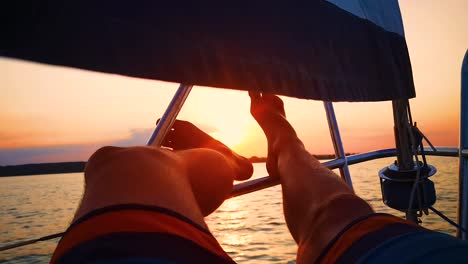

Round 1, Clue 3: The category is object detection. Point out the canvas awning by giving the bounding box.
[2,0,415,101]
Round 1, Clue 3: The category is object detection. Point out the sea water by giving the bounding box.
[0,157,460,263]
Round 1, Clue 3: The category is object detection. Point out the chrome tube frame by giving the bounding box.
[458,50,468,240]
[231,147,459,198]
[231,149,396,197]
[324,102,353,189]
[147,84,193,146]
[146,76,468,238]
[230,148,458,198]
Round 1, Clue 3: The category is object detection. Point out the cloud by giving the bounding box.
[0,130,152,166]
[0,145,96,165]
[0,122,217,165]
[110,128,154,146]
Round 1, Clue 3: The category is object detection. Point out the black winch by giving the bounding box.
[379,161,437,212]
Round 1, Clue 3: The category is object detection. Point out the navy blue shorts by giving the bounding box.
[51,204,235,264]
[317,213,468,264]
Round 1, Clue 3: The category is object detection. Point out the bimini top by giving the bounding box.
[2,0,415,102]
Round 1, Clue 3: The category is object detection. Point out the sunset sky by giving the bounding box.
[1,0,467,165]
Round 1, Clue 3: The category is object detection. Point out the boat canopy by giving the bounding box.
[2,0,415,102]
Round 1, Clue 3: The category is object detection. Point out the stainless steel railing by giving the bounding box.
[151,82,467,240]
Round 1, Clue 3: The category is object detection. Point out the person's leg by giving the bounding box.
[52,121,252,263]
[74,120,253,226]
[250,92,374,263]
[73,146,203,227]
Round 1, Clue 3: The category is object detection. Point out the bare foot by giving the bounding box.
[160,120,253,181]
[249,92,301,177]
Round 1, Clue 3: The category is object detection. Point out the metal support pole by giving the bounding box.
[323,102,353,189]
[147,84,193,146]
[392,99,414,170]
[391,98,419,222]
[458,50,468,240]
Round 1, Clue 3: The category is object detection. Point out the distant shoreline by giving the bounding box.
[0,154,353,177]
[0,162,86,177]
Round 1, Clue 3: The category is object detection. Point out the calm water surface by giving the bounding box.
[0,157,459,263]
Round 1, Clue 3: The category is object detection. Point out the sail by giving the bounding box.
[2,0,415,101]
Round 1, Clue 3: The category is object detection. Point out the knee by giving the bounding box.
[84,146,179,183]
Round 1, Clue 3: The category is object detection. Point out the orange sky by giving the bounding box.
[1,0,467,165]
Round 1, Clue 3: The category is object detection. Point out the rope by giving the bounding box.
[0,232,64,252]
[405,102,434,220]
[406,103,423,219]
[429,207,468,234]
[405,102,465,235]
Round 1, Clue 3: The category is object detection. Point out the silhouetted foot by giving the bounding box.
[157,119,215,150]
[249,92,287,140]
[159,120,253,181]
[249,92,300,177]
